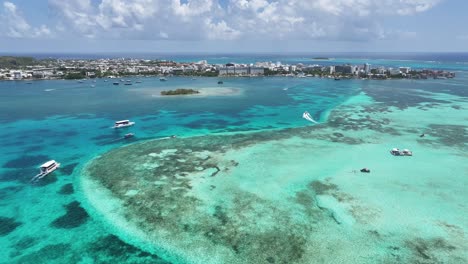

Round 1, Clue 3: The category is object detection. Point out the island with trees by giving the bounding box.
[160,88,200,96]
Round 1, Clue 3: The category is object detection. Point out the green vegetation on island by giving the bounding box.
[160,88,200,96]
[312,57,329,60]
[0,56,37,68]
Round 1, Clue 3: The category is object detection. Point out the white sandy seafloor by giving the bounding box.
[79,91,468,264]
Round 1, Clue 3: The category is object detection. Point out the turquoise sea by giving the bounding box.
[0,55,467,263]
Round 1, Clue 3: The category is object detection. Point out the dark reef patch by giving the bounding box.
[309,180,338,195]
[0,216,22,236]
[61,162,79,176]
[2,154,50,169]
[58,183,74,195]
[141,116,160,121]
[88,235,170,263]
[51,201,89,229]
[276,122,291,125]
[11,236,40,255]
[24,145,45,152]
[185,119,231,130]
[0,185,23,197]
[0,167,37,183]
[61,130,78,137]
[91,134,120,141]
[362,85,448,109]
[15,243,73,264]
[405,237,460,263]
[425,124,468,149]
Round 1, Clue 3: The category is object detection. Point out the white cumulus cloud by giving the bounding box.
[1,1,52,38]
[42,0,442,42]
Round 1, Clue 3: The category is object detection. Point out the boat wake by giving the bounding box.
[302,111,319,124]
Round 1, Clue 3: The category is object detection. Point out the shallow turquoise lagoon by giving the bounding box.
[0,72,467,263]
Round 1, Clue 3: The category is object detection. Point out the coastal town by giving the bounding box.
[0,56,455,81]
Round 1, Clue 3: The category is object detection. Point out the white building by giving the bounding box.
[364,63,371,74]
[11,71,22,80]
[248,67,264,75]
[399,67,411,74]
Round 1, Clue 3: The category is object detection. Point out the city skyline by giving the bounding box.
[1,0,468,53]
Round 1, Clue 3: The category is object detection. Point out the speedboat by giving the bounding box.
[124,133,134,139]
[32,160,60,181]
[390,148,401,156]
[218,81,223,84]
[401,149,413,156]
[113,82,119,85]
[113,120,135,129]
[360,168,370,173]
[160,77,167,81]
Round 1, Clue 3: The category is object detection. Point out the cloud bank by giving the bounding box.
[2,0,442,41]
[0,1,52,38]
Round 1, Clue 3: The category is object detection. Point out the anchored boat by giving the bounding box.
[390,148,413,156]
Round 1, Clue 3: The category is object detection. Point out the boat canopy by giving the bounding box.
[115,120,130,124]
[392,148,399,151]
[41,160,57,168]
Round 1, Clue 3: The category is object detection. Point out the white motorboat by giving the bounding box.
[32,160,60,181]
[390,148,412,156]
[401,149,413,156]
[390,148,401,156]
[113,120,135,129]
[302,111,319,124]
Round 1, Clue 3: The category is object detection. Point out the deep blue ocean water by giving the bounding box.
[0,53,467,263]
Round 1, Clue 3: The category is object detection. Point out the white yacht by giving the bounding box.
[32,160,60,181]
[113,120,135,129]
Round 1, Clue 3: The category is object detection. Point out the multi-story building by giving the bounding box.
[399,67,411,74]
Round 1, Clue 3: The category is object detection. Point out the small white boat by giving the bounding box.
[390,148,412,156]
[32,160,60,181]
[124,133,134,139]
[302,111,319,124]
[160,77,167,81]
[390,148,401,156]
[401,149,413,156]
[112,120,135,129]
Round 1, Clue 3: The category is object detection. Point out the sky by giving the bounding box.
[0,0,467,53]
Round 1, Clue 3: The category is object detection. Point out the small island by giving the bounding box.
[312,57,330,60]
[160,88,200,96]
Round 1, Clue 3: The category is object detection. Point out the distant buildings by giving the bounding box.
[0,56,455,81]
[218,64,265,76]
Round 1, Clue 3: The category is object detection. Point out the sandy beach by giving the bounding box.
[130,87,243,98]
